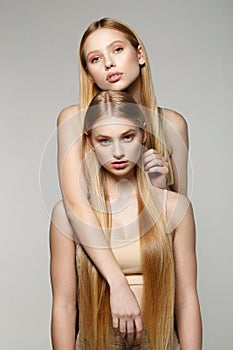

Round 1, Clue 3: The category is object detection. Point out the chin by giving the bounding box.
[106,81,130,91]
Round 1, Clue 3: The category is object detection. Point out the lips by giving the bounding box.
[106,72,123,83]
[112,161,128,169]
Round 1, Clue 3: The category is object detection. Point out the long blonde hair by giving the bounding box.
[78,91,175,349]
[78,17,173,185]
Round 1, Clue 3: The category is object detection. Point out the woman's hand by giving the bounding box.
[110,279,143,343]
[143,149,169,189]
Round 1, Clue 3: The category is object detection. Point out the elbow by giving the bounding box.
[63,200,80,223]
[52,299,77,315]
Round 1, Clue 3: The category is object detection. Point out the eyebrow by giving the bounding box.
[121,128,136,136]
[86,40,126,58]
[94,128,137,139]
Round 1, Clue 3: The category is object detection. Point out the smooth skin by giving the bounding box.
[51,27,190,347]
[51,117,201,349]
[50,181,202,349]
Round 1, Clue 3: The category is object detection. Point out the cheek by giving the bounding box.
[122,50,140,66]
[87,69,99,82]
[87,65,103,82]
[94,147,111,164]
[128,143,142,162]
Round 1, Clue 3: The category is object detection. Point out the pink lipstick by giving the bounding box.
[106,72,122,83]
[112,161,128,169]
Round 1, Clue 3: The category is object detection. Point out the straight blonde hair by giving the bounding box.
[78,91,175,349]
[78,17,173,185]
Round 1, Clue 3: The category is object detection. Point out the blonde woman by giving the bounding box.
[51,18,190,346]
[50,91,201,349]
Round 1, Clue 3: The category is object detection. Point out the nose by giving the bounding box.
[104,54,115,70]
[113,140,125,159]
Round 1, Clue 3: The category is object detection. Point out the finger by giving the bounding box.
[143,148,159,157]
[119,317,127,334]
[145,160,169,172]
[126,318,134,335]
[143,148,167,160]
[144,152,167,162]
[134,317,143,343]
[144,155,168,169]
[126,319,135,345]
[112,315,119,329]
[143,152,161,162]
[144,159,164,170]
[148,166,169,175]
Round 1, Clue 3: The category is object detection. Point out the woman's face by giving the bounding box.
[88,115,145,179]
[83,28,145,92]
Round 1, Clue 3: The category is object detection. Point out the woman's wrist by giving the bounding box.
[107,270,128,290]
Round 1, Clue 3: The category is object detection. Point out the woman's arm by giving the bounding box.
[143,109,189,195]
[50,202,77,350]
[57,106,143,335]
[164,109,189,196]
[171,195,202,349]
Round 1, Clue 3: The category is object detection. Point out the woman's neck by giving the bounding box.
[106,172,137,203]
[125,76,142,104]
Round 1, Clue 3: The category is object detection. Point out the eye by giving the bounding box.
[100,139,112,145]
[114,47,123,54]
[122,134,135,142]
[90,56,101,64]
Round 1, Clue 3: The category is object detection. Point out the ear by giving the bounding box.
[138,45,145,66]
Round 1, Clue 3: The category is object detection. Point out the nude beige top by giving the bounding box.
[110,189,168,287]
[111,238,143,286]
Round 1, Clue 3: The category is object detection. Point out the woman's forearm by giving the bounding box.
[66,201,127,286]
[57,108,126,286]
[175,290,202,350]
[65,201,143,336]
[51,303,77,350]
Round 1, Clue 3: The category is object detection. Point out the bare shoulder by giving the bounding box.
[161,108,188,131]
[160,108,189,148]
[167,190,190,212]
[57,104,80,126]
[166,190,191,232]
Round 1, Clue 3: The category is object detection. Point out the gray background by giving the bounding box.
[1,0,232,349]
